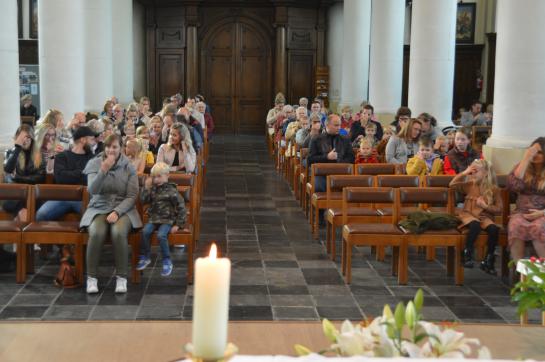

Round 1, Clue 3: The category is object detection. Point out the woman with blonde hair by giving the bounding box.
[34,122,61,174]
[124,138,146,175]
[40,109,70,149]
[508,137,545,260]
[101,100,114,118]
[156,123,196,173]
[385,118,422,164]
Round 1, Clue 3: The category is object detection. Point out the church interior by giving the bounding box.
[1,0,545,361]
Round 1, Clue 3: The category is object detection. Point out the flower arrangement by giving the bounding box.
[511,257,545,316]
[294,289,490,359]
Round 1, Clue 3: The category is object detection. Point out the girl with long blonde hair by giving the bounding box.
[156,123,196,173]
[450,159,502,274]
[34,123,60,174]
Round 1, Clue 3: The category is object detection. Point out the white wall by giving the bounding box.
[133,0,147,101]
[326,2,343,113]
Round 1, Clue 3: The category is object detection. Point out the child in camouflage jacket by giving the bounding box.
[136,162,187,276]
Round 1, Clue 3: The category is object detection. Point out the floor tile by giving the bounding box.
[273,307,319,320]
[0,306,48,320]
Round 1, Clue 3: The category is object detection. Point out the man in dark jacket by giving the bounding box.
[35,126,95,221]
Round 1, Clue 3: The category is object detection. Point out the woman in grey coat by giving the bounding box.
[81,134,142,294]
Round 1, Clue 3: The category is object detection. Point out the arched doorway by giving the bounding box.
[200,19,272,134]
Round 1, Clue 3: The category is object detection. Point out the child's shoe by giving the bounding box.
[463,249,474,268]
[136,255,151,271]
[161,258,173,277]
[480,254,497,275]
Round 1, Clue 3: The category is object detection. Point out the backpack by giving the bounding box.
[398,211,460,234]
[54,246,80,288]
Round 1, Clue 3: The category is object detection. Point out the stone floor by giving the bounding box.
[0,135,540,323]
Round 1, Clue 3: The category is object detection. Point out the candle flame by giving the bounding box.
[209,243,217,259]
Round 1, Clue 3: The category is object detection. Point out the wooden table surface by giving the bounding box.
[1,321,544,362]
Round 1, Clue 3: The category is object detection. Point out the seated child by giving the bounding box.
[376,125,396,162]
[433,135,449,160]
[406,137,443,176]
[450,159,501,274]
[355,138,379,164]
[124,138,145,175]
[136,162,187,276]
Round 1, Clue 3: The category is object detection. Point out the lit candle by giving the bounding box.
[192,244,231,359]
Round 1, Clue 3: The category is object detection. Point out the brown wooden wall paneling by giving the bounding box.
[287,50,316,104]
[156,50,185,106]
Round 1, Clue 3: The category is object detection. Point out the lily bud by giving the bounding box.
[382,304,394,320]
[294,344,312,356]
[405,301,416,329]
[322,319,338,343]
[413,288,424,312]
[394,302,405,330]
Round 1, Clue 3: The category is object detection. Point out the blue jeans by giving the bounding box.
[141,223,172,260]
[36,200,82,221]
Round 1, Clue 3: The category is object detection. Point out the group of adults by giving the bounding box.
[2,93,214,291]
[266,94,545,262]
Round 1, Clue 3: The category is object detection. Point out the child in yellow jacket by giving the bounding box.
[406,137,443,176]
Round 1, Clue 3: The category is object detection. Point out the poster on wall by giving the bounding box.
[19,65,40,116]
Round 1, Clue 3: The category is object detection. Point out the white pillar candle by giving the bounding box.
[192,244,231,359]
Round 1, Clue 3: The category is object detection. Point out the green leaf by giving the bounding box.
[413,289,424,312]
[394,302,405,330]
[414,333,428,344]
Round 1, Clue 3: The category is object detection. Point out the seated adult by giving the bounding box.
[274,105,295,144]
[35,127,95,222]
[443,127,480,175]
[296,113,322,149]
[177,108,203,152]
[196,101,214,140]
[81,134,142,294]
[359,104,383,140]
[391,106,412,133]
[148,116,164,155]
[417,112,442,140]
[266,93,285,135]
[310,101,327,126]
[20,94,39,119]
[157,123,196,173]
[308,114,355,192]
[460,100,487,127]
[507,137,545,261]
[385,118,422,164]
[3,124,45,221]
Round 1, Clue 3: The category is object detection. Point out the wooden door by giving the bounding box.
[201,21,271,134]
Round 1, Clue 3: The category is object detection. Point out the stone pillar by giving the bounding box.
[408,0,456,128]
[340,0,371,110]
[112,0,134,104]
[0,0,20,149]
[326,2,344,113]
[483,0,545,174]
[369,0,405,117]
[39,0,85,119]
[84,0,113,113]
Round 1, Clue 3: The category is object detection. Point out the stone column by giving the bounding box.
[408,0,457,128]
[340,0,371,110]
[84,0,113,113]
[39,0,85,119]
[112,0,134,104]
[0,0,20,149]
[326,2,344,113]
[483,0,545,174]
[369,0,405,117]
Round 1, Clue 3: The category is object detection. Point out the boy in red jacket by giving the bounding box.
[355,138,379,164]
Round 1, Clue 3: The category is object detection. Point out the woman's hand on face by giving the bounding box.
[523,209,544,221]
[100,154,116,173]
[14,131,28,146]
[106,211,119,224]
[524,143,542,161]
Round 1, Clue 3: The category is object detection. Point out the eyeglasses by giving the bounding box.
[399,116,410,121]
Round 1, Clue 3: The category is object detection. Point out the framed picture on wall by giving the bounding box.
[456,3,476,44]
[18,0,23,38]
[29,0,38,39]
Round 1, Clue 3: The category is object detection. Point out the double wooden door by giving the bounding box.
[201,21,271,134]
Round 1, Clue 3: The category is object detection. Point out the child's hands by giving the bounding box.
[476,196,488,209]
[462,164,477,176]
[523,209,544,221]
[144,176,153,189]
[416,151,424,160]
[170,225,179,233]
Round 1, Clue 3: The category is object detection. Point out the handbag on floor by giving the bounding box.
[54,246,80,288]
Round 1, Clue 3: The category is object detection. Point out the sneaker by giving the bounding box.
[86,277,99,294]
[115,276,127,293]
[161,259,173,277]
[136,255,151,271]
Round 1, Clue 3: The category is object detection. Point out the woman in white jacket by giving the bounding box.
[156,123,196,173]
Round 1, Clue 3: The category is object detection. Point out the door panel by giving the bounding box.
[202,21,271,134]
[157,51,185,105]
